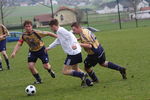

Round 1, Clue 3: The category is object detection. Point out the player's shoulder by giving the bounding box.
[82,28,90,34]
[33,29,41,33]
[57,27,69,34]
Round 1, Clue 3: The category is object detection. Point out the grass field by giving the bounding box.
[0,26,150,100]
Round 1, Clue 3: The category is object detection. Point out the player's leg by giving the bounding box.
[43,63,55,78]
[72,64,84,72]
[28,62,42,84]
[62,64,85,78]
[0,39,10,69]
[99,53,127,79]
[63,53,86,79]
[39,47,55,78]
[1,51,10,69]
[71,64,94,86]
[28,52,42,84]
[84,55,99,83]
[0,56,3,71]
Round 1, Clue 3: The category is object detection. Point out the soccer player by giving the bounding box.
[46,19,93,87]
[0,24,11,71]
[71,22,127,83]
[11,20,57,84]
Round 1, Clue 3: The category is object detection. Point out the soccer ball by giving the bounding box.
[25,85,36,96]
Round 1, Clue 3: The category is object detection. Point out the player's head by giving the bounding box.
[49,19,59,32]
[23,20,33,33]
[71,22,82,34]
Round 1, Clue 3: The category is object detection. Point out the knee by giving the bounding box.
[28,64,35,70]
[100,61,108,67]
[84,67,91,73]
[43,63,50,69]
[28,65,34,70]
[62,70,68,75]
[2,53,6,57]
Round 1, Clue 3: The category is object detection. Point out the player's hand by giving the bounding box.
[10,52,16,58]
[45,48,50,52]
[72,45,77,50]
[0,35,6,39]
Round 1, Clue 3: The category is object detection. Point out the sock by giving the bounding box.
[47,69,52,73]
[108,62,123,71]
[72,71,84,79]
[87,70,98,82]
[0,59,2,69]
[33,73,42,82]
[4,56,10,68]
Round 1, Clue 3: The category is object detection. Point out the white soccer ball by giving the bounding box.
[25,85,36,96]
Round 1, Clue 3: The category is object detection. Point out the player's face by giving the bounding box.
[50,25,57,32]
[24,24,33,33]
[72,26,80,34]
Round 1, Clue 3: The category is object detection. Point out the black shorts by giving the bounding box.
[84,52,106,68]
[28,47,49,64]
[0,39,6,52]
[64,53,82,66]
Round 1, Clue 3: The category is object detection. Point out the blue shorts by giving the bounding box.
[84,46,106,68]
[0,39,7,52]
[28,47,49,64]
[64,53,82,66]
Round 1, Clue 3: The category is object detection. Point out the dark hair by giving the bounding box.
[49,19,59,26]
[23,20,32,27]
[71,22,80,28]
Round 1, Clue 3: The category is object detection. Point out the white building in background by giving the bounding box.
[44,0,58,5]
[137,0,149,10]
[20,2,28,6]
[129,10,150,20]
[96,4,124,14]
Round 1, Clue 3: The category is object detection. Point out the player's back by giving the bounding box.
[57,27,81,55]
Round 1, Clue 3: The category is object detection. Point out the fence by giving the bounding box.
[82,10,150,31]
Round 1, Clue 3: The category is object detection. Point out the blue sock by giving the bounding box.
[88,70,99,82]
[72,71,84,78]
[108,62,123,71]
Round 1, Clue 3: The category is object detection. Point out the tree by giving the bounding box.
[0,0,16,25]
[75,8,85,23]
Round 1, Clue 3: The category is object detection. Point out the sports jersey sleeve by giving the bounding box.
[18,35,24,45]
[81,31,93,44]
[48,38,60,49]
[35,30,49,38]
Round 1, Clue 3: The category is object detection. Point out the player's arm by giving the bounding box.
[11,40,23,58]
[80,43,92,49]
[46,38,60,51]
[37,30,57,38]
[47,32,57,38]
[0,35,6,39]
[2,24,10,36]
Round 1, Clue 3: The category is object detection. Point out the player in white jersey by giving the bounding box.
[46,19,93,87]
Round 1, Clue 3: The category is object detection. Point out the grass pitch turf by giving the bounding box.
[0,27,150,100]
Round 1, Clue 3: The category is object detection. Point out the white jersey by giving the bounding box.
[48,27,81,55]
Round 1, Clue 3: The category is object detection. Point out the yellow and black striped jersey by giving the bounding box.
[80,28,100,55]
[0,24,10,41]
[19,30,49,52]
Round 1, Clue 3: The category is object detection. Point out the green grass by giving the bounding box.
[0,26,150,100]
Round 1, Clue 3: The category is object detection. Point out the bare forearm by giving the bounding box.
[80,43,92,49]
[12,43,21,54]
[48,32,57,38]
